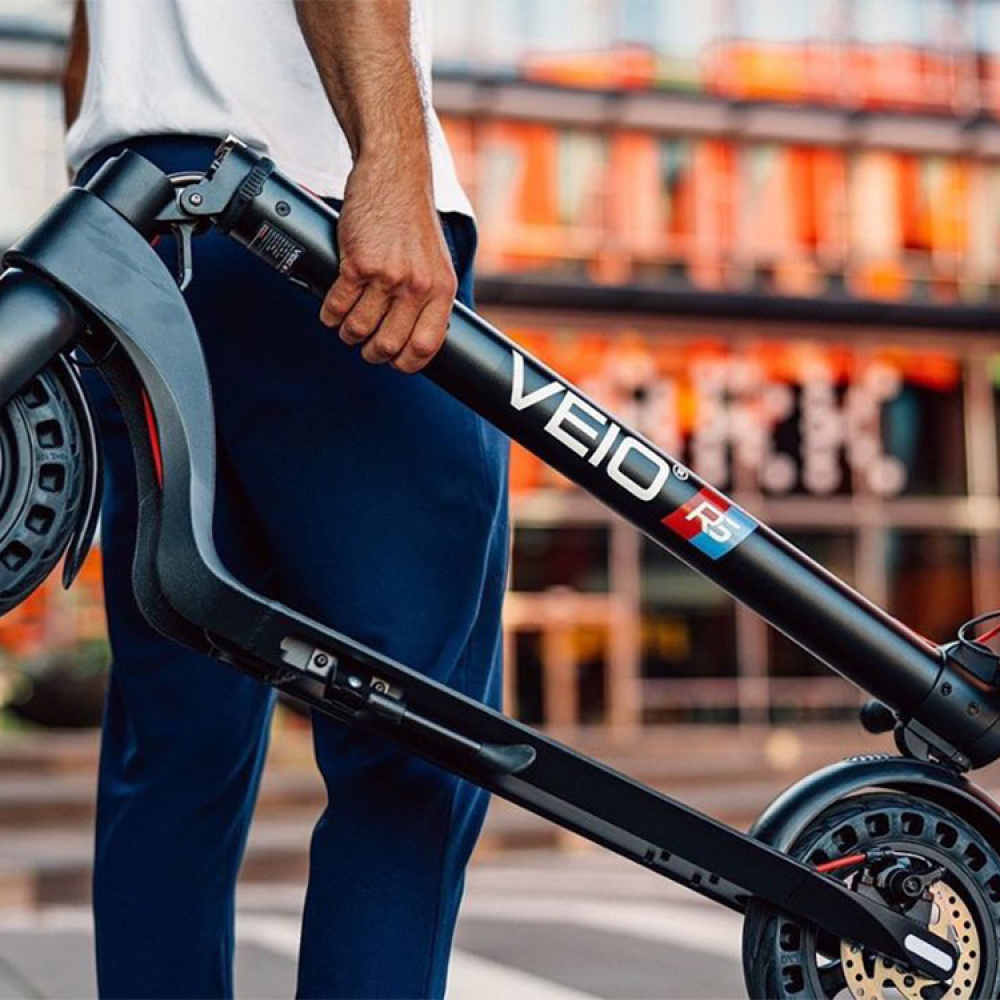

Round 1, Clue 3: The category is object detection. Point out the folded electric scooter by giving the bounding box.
[0,136,997,999]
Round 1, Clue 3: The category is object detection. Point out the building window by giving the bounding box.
[887,531,974,642]
[511,526,609,593]
[640,535,738,721]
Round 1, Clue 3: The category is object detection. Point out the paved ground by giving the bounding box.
[0,850,745,999]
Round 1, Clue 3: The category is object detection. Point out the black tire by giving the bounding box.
[742,792,1000,999]
[0,366,85,615]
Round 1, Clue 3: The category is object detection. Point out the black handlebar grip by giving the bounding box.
[213,147,340,299]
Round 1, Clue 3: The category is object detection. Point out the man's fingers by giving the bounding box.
[338,284,392,345]
[320,269,363,328]
[360,298,422,365]
[391,296,452,374]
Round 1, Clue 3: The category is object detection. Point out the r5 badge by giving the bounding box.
[663,487,757,560]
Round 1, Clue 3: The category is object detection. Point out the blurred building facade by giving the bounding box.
[3,0,1000,727]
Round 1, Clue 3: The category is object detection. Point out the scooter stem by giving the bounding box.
[194,139,999,773]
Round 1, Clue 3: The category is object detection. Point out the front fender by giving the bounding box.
[753,755,1000,850]
[4,182,230,631]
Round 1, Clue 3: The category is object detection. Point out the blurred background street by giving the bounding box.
[0,722,983,999]
[0,849,749,1000]
[1,0,1000,996]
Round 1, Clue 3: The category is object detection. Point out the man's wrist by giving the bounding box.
[352,145,435,202]
[352,118,432,173]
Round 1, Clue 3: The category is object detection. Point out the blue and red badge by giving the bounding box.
[662,486,757,560]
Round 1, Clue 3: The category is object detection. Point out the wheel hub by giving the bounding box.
[840,880,981,999]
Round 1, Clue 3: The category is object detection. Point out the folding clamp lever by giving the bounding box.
[155,139,275,291]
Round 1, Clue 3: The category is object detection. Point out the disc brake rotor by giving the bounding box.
[840,881,981,999]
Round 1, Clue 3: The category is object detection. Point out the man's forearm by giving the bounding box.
[293,0,431,180]
[293,0,457,374]
[62,0,88,130]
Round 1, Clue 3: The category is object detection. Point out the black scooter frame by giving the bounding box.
[3,137,999,982]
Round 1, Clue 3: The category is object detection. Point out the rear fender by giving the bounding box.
[752,755,1000,851]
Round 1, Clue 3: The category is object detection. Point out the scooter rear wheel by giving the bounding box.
[741,792,1000,999]
[0,366,85,615]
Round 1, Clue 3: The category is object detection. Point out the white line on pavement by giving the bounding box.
[447,951,599,1000]
[236,914,300,957]
[459,895,743,960]
[236,914,599,1000]
[0,907,93,932]
[0,892,743,965]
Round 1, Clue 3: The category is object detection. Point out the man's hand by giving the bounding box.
[321,156,457,373]
[294,0,457,374]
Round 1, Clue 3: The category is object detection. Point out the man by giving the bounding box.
[62,1,509,997]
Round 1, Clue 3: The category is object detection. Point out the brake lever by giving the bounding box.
[171,222,196,292]
[150,173,210,292]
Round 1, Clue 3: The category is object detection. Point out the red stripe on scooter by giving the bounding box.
[816,853,867,874]
[142,391,164,488]
[976,621,1000,645]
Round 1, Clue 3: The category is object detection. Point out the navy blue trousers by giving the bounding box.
[77,137,509,999]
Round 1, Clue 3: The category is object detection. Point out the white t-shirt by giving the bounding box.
[65,0,473,217]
